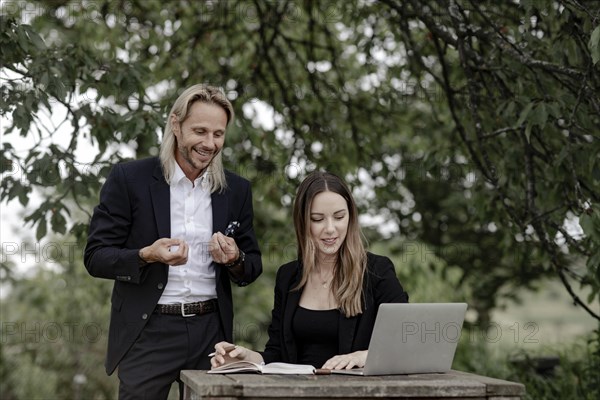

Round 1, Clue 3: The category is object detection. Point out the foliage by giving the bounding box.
[454,327,600,400]
[2,0,598,324]
[0,234,116,399]
[1,0,600,397]
[1,0,600,319]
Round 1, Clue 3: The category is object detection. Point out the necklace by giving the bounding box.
[317,268,334,289]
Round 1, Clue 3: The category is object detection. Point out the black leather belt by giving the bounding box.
[154,299,218,317]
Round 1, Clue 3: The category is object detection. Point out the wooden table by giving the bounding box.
[181,370,525,399]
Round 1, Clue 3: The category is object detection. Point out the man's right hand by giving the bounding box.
[210,341,264,368]
[139,238,189,266]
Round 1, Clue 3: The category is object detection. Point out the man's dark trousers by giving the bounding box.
[117,311,223,400]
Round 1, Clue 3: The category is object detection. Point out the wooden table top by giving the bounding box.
[181,369,525,399]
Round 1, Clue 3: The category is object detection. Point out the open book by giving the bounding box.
[208,361,316,375]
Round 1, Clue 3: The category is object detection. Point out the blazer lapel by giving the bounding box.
[211,190,228,235]
[211,188,229,282]
[150,164,170,239]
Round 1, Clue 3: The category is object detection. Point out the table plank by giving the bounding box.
[450,371,525,396]
[181,371,243,397]
[180,370,524,399]
[239,374,485,398]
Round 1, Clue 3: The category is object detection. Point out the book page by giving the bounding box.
[208,361,316,375]
[261,362,316,375]
[208,361,263,374]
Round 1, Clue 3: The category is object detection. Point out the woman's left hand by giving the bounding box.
[322,350,368,370]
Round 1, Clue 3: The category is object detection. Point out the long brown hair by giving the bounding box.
[292,171,367,317]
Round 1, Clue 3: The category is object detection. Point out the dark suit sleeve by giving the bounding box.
[226,178,262,286]
[260,266,288,364]
[370,255,409,305]
[84,164,144,284]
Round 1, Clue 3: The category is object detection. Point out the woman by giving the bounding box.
[211,171,408,370]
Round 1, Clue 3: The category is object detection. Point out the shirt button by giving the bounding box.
[157,283,164,290]
[142,313,148,320]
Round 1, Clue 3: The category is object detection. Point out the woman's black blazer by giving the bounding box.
[262,252,409,364]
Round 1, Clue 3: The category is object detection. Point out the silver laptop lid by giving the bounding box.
[363,303,468,375]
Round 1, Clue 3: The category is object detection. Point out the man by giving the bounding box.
[84,84,262,399]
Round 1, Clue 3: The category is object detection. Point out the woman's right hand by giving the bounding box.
[210,341,264,368]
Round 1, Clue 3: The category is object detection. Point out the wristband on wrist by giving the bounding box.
[225,249,245,268]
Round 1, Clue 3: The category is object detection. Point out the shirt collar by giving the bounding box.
[171,161,207,187]
[171,161,186,185]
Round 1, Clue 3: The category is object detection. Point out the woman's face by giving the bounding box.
[309,191,349,261]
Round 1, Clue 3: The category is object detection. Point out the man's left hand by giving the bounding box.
[210,232,239,265]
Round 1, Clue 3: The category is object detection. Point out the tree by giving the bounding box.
[1,0,598,334]
[371,0,600,320]
[0,229,116,399]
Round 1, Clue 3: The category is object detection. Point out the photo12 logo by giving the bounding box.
[1,241,82,264]
[1,321,104,344]
[401,321,462,343]
[399,321,540,344]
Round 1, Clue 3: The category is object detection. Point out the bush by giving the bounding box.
[454,328,600,400]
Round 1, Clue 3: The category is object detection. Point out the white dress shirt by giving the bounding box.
[157,162,217,304]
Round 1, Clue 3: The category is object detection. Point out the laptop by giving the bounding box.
[332,303,468,376]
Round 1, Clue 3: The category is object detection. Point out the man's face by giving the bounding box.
[172,101,227,180]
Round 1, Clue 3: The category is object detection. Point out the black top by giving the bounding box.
[292,306,340,367]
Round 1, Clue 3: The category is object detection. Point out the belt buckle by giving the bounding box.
[181,303,196,317]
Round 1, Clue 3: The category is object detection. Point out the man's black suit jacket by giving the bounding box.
[84,157,262,375]
[261,253,408,364]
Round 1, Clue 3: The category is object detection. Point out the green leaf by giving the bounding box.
[12,106,32,135]
[519,0,534,12]
[51,79,67,101]
[135,117,146,134]
[580,210,600,239]
[502,101,516,120]
[40,71,49,88]
[36,218,47,241]
[592,162,600,183]
[546,102,561,118]
[18,188,28,206]
[16,26,29,51]
[554,146,569,167]
[530,103,548,129]
[23,25,46,49]
[524,122,532,142]
[587,286,598,304]
[586,251,600,289]
[515,101,534,128]
[50,210,67,235]
[588,26,600,65]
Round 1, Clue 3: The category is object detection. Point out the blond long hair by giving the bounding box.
[159,84,234,193]
[293,171,367,317]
